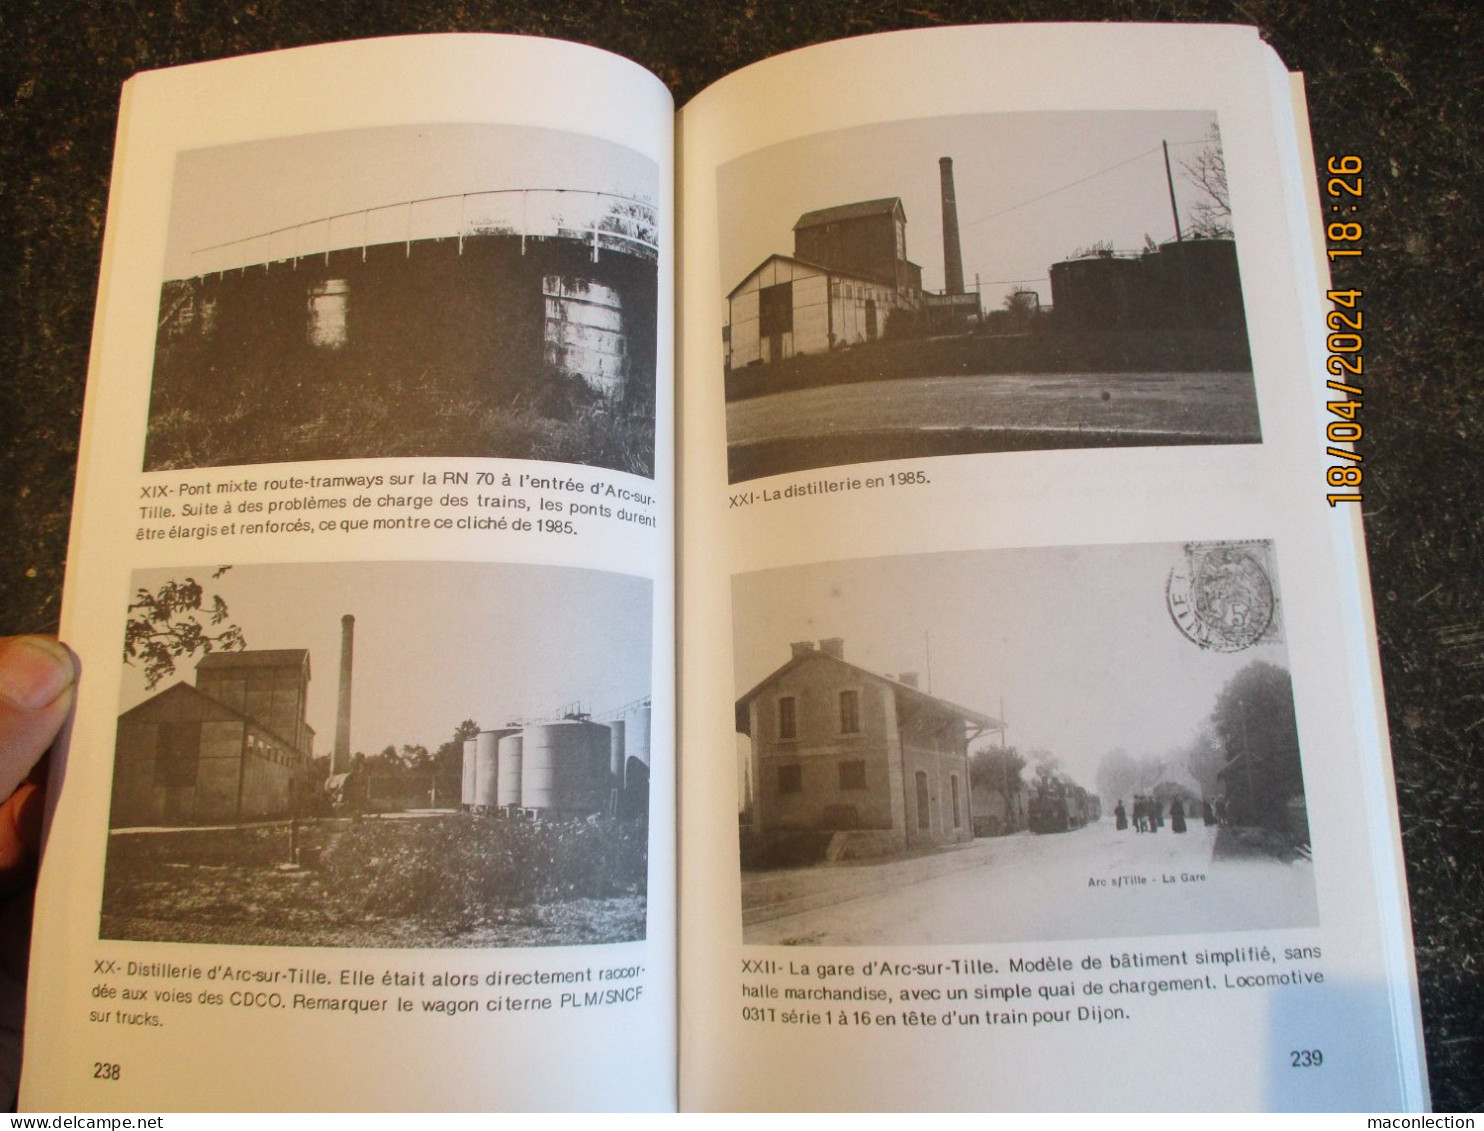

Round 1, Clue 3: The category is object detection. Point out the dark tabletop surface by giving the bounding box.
[1,0,1480,1111]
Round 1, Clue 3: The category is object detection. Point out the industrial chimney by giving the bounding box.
[333,614,354,775]
[939,156,965,296]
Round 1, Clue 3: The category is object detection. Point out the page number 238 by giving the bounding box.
[1290,1049,1324,1068]
[93,1061,121,1081]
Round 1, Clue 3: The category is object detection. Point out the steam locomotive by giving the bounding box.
[1027,783,1101,833]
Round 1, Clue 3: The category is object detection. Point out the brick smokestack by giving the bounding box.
[939,156,965,296]
[333,614,354,774]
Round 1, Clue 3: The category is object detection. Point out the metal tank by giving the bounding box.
[624,704,652,789]
[496,733,524,809]
[461,737,478,808]
[608,719,626,781]
[520,720,612,815]
[472,728,518,810]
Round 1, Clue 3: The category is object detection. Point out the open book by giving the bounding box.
[21,25,1428,1111]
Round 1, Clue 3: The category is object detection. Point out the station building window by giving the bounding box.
[777,696,797,740]
[778,764,803,795]
[839,689,860,734]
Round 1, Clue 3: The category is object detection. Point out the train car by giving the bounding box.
[1028,783,1101,833]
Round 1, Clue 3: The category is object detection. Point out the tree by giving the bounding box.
[124,567,245,689]
[601,197,658,249]
[434,719,481,795]
[399,744,433,774]
[970,745,1025,796]
[368,745,401,775]
[1209,660,1302,830]
[1000,288,1039,331]
[969,744,1027,834]
[1182,122,1232,239]
[1184,724,1226,799]
[1095,747,1139,806]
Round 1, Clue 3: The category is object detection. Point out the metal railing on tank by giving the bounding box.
[187,188,658,278]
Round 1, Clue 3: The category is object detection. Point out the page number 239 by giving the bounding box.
[1290,1049,1324,1068]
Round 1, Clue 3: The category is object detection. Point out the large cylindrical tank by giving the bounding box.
[461,737,478,808]
[470,728,518,809]
[608,720,626,781]
[496,733,524,808]
[624,705,652,790]
[521,720,611,814]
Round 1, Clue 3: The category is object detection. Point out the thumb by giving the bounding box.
[0,637,75,805]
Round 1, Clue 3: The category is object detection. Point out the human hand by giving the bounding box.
[0,637,76,883]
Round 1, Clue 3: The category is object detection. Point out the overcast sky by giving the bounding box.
[121,562,652,756]
[717,109,1222,311]
[732,541,1289,788]
[163,123,657,280]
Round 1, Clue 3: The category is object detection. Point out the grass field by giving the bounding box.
[726,370,1261,482]
[99,814,647,949]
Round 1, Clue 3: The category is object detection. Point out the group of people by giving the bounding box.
[1113,795,1189,834]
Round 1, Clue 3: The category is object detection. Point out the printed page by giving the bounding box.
[677,24,1426,1111]
[23,35,676,1111]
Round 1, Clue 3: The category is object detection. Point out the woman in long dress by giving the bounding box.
[1170,796,1187,834]
[1115,800,1128,830]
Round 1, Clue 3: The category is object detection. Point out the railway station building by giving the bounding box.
[736,638,999,858]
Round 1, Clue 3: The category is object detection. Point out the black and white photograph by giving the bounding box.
[147,124,659,475]
[719,112,1258,483]
[733,540,1314,946]
[101,561,653,948]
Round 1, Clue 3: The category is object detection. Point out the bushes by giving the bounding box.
[319,816,647,927]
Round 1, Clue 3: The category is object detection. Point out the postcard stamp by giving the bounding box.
[1166,540,1281,652]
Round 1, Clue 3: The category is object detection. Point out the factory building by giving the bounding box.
[459,701,651,820]
[793,198,924,299]
[111,650,315,827]
[725,197,925,370]
[725,255,908,368]
[735,639,999,858]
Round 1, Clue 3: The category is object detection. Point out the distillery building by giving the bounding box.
[735,638,1000,858]
[725,197,926,369]
[110,649,315,827]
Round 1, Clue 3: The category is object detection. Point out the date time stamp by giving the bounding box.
[1323,155,1364,505]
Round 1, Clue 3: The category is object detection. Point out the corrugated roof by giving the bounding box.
[735,649,1001,735]
[196,648,309,670]
[120,679,310,755]
[725,253,892,300]
[794,197,904,230]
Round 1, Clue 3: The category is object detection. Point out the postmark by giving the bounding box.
[1166,540,1280,652]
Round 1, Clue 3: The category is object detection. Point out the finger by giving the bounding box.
[0,637,76,803]
[0,781,46,884]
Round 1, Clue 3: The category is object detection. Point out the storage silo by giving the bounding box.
[624,704,652,788]
[496,732,524,809]
[521,719,612,815]
[461,737,478,809]
[608,719,626,781]
[472,728,519,811]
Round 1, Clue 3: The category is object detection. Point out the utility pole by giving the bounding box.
[1163,140,1184,243]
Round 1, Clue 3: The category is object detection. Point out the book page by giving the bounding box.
[23,35,676,1111]
[677,24,1426,1110]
